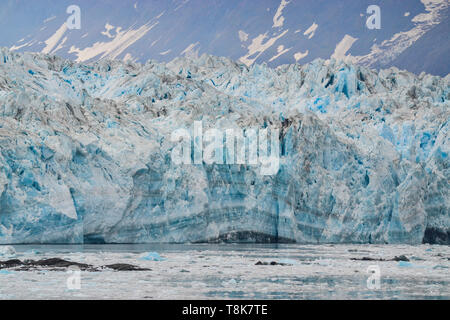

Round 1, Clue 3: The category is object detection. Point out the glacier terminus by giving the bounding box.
[0,48,448,245]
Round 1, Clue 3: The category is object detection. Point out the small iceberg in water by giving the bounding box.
[0,246,16,257]
[139,252,166,261]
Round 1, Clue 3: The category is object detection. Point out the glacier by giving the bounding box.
[0,48,448,244]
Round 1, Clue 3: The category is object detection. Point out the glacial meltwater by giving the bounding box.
[0,244,448,299]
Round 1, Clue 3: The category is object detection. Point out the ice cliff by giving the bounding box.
[0,48,448,244]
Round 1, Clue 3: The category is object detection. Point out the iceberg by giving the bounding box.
[139,252,166,261]
[0,48,448,244]
[0,245,16,257]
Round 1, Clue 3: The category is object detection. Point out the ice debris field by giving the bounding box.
[0,48,448,244]
[0,244,449,299]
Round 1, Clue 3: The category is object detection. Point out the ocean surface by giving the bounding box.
[0,244,449,299]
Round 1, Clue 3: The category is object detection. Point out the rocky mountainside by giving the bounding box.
[1,0,449,75]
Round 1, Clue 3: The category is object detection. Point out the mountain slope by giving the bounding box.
[1,0,449,76]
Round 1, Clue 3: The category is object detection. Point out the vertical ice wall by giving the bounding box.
[0,49,448,244]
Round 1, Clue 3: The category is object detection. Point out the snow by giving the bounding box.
[269,45,291,62]
[101,23,116,39]
[0,48,448,244]
[331,35,358,62]
[155,11,165,19]
[68,22,158,62]
[43,16,56,24]
[0,246,16,257]
[52,36,68,54]
[151,38,160,47]
[303,23,318,39]
[3,1,447,74]
[272,0,290,28]
[10,41,33,51]
[294,50,308,62]
[181,42,200,58]
[159,50,171,56]
[240,30,289,66]
[352,0,449,67]
[238,30,249,42]
[41,23,68,54]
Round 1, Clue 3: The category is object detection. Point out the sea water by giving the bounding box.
[0,244,448,299]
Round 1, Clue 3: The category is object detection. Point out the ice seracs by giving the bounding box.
[0,48,448,244]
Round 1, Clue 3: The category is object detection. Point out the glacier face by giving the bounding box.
[0,48,448,244]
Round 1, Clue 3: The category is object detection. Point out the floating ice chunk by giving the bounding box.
[0,270,14,275]
[397,261,413,267]
[139,252,166,261]
[25,249,41,255]
[222,278,237,286]
[277,258,298,265]
[0,246,16,257]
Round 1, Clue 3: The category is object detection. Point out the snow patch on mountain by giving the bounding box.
[331,35,358,62]
[101,23,117,39]
[352,0,449,67]
[43,16,56,24]
[10,41,34,51]
[2,1,448,76]
[238,30,249,42]
[273,0,290,28]
[68,21,158,62]
[181,42,200,58]
[269,45,291,62]
[240,30,289,66]
[42,23,68,54]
